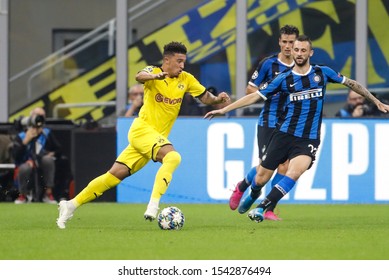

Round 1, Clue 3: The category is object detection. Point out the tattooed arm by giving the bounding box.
[344,78,389,114]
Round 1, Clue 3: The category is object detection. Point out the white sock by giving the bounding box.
[148,198,159,209]
[69,199,78,209]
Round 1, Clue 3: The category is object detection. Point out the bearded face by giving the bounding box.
[292,40,313,67]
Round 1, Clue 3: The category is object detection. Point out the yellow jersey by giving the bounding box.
[138,66,206,136]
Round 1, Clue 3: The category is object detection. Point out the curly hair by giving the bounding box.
[163,41,187,56]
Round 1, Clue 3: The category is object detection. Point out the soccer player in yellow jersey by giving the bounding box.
[56,41,230,229]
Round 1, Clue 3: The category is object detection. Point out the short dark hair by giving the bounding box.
[279,25,299,37]
[296,34,312,49]
[163,41,187,56]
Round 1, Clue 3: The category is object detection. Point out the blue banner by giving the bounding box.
[117,117,389,204]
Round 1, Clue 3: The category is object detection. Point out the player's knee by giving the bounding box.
[164,151,181,168]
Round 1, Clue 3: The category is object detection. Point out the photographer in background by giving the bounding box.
[123,84,144,117]
[335,89,384,118]
[13,107,62,204]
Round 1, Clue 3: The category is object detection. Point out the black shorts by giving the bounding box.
[261,130,320,171]
[257,125,275,158]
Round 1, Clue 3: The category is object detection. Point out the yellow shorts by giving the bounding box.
[116,118,171,174]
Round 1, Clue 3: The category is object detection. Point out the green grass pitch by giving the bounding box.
[1,203,388,260]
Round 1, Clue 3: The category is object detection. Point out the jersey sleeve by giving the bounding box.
[137,65,159,87]
[249,55,273,87]
[257,72,285,100]
[140,65,157,74]
[185,72,206,98]
[321,65,346,84]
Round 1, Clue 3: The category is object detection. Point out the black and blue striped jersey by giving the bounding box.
[249,54,293,128]
[257,65,345,139]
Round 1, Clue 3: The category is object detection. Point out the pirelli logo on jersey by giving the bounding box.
[289,88,323,102]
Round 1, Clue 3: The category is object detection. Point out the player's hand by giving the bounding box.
[204,109,224,120]
[376,102,389,114]
[217,92,230,104]
[154,72,168,80]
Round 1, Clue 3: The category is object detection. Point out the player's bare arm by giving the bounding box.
[204,91,262,120]
[135,70,168,83]
[199,91,230,106]
[246,84,258,95]
[344,77,389,113]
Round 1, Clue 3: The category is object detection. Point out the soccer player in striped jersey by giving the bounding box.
[205,35,389,222]
[56,41,230,229]
[230,25,299,221]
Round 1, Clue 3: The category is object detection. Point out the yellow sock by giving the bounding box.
[74,172,121,206]
[150,151,181,201]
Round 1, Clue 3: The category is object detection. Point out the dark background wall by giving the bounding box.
[71,127,117,202]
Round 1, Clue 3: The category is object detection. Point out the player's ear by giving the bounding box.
[309,49,314,57]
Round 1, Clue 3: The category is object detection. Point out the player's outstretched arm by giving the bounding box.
[135,71,168,83]
[344,78,389,114]
[198,91,230,106]
[204,92,262,120]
